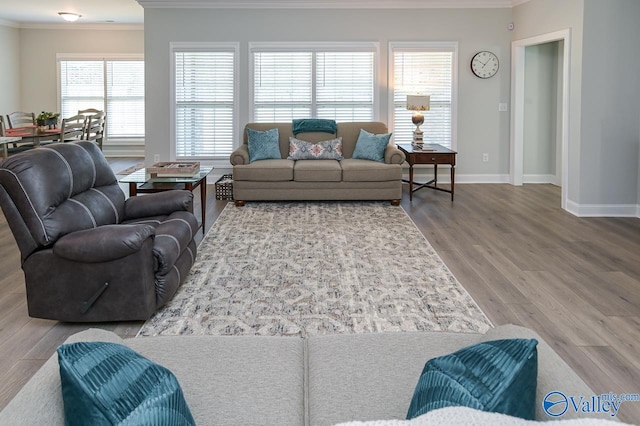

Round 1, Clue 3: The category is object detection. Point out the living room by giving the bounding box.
[1,0,639,424]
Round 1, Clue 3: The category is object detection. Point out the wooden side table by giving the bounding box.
[396,144,457,201]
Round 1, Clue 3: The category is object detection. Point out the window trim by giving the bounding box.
[56,53,145,144]
[387,41,459,149]
[248,41,380,123]
[170,42,240,161]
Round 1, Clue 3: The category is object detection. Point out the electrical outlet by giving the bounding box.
[498,103,508,112]
[153,154,160,163]
[482,153,489,162]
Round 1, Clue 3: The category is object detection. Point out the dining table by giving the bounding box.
[3,126,61,146]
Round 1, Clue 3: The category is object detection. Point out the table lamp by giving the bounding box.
[406,95,430,146]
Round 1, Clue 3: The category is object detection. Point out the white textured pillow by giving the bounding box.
[333,406,625,426]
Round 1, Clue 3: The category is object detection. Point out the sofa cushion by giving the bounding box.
[288,137,344,160]
[352,129,392,163]
[341,159,402,182]
[233,159,294,182]
[57,341,195,426]
[406,338,538,420]
[294,160,342,182]
[248,128,281,162]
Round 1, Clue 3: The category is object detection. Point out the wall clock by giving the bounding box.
[471,51,499,79]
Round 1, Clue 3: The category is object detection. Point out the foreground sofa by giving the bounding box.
[230,122,405,206]
[0,324,608,425]
[0,141,198,322]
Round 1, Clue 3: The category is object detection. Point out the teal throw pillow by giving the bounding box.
[57,341,195,426]
[248,127,281,162]
[351,129,392,163]
[406,338,538,420]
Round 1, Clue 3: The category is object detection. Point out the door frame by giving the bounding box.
[511,29,571,210]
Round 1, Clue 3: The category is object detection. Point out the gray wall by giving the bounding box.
[579,0,640,206]
[0,24,21,117]
[143,7,513,178]
[523,42,559,182]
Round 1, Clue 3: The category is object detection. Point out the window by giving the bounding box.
[251,43,377,123]
[389,43,457,148]
[172,43,238,159]
[58,55,145,141]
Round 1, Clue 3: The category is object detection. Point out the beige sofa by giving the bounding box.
[230,122,405,206]
[0,325,606,425]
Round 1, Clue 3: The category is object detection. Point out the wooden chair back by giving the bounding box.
[60,115,87,142]
[7,112,35,128]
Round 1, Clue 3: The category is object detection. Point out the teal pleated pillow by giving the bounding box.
[406,338,538,420]
[57,342,195,426]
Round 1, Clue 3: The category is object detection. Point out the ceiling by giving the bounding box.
[0,0,528,27]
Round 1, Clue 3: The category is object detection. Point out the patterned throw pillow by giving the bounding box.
[58,341,195,426]
[351,129,392,163]
[406,338,538,420]
[287,137,344,160]
[248,127,282,163]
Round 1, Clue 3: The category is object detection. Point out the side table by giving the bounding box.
[119,166,213,233]
[396,144,457,201]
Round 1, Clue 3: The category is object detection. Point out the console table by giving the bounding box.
[397,144,457,201]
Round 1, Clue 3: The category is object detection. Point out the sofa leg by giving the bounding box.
[234,200,245,207]
[390,199,400,206]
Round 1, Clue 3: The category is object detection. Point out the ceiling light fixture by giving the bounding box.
[58,12,82,22]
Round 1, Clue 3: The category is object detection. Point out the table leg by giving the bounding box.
[200,177,207,232]
[433,164,438,188]
[129,183,138,197]
[1,144,7,159]
[409,164,414,201]
[451,165,455,201]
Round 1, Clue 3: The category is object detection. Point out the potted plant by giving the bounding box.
[36,111,60,129]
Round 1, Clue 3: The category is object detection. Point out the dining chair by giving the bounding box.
[81,110,106,150]
[6,111,36,129]
[59,115,87,142]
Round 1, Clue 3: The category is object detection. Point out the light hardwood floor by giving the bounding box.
[1,163,639,422]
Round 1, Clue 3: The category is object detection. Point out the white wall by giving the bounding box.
[523,42,559,182]
[143,7,513,178]
[18,28,144,115]
[0,23,21,118]
[512,0,584,204]
[579,0,640,209]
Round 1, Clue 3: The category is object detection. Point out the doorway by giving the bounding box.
[511,29,571,210]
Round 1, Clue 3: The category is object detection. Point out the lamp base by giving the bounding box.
[412,128,424,146]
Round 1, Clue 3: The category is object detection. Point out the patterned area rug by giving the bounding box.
[138,202,492,337]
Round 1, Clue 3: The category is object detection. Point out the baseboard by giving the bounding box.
[565,199,640,217]
[523,174,557,184]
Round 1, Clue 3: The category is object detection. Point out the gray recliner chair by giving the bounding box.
[0,141,198,322]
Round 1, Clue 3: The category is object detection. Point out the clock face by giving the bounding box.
[471,51,499,79]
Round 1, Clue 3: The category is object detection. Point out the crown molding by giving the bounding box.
[0,19,20,28]
[137,0,526,9]
[17,23,144,31]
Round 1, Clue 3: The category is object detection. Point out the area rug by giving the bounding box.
[138,202,492,337]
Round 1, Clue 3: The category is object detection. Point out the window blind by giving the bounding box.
[252,46,375,123]
[59,58,145,141]
[175,50,236,158]
[392,49,454,147]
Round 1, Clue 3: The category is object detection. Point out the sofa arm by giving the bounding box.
[230,144,250,165]
[124,190,194,220]
[53,224,155,263]
[385,145,406,164]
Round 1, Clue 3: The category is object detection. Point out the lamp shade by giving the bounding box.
[406,95,430,111]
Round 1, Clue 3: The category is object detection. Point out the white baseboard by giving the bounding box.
[565,199,640,217]
[523,174,557,184]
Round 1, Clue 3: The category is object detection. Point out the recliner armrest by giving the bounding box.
[53,224,155,263]
[385,145,406,164]
[124,190,194,220]
[230,144,250,165]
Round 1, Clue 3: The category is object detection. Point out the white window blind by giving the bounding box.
[391,46,455,148]
[59,58,145,140]
[251,44,376,122]
[174,49,236,158]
